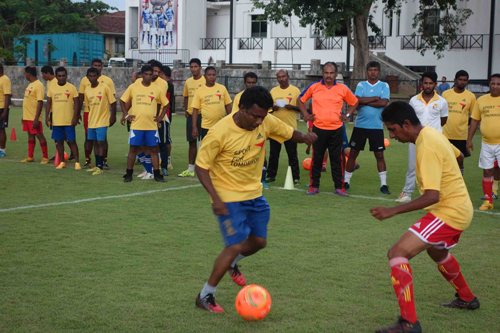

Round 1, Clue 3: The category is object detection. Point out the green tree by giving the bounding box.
[0,0,117,61]
[252,0,472,80]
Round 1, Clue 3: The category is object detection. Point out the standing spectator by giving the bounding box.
[438,76,450,95]
[0,64,12,157]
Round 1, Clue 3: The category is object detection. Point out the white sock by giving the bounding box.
[200,282,216,298]
[188,164,195,173]
[158,153,161,160]
[344,171,353,184]
[0,148,5,154]
[379,171,387,186]
[168,156,171,165]
[231,254,246,268]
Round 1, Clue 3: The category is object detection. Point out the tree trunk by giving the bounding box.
[351,12,370,85]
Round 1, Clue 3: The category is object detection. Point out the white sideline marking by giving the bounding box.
[0,184,202,213]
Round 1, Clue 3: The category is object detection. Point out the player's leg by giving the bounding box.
[146,130,165,182]
[167,121,172,169]
[344,149,359,190]
[21,120,36,162]
[494,163,500,198]
[55,140,65,169]
[158,120,168,174]
[65,126,80,168]
[327,126,347,196]
[478,142,497,210]
[35,128,49,163]
[284,139,300,184]
[266,139,282,182]
[83,113,93,168]
[0,109,7,156]
[103,136,109,170]
[179,115,196,177]
[308,126,328,194]
[124,145,140,182]
[397,143,416,203]
[344,127,366,189]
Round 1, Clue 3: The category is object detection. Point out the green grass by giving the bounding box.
[1,107,499,332]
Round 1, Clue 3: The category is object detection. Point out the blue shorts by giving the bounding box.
[52,126,76,141]
[342,123,349,149]
[88,127,108,141]
[215,196,270,247]
[129,129,159,147]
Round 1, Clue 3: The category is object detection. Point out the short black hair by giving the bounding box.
[382,101,421,127]
[205,66,216,74]
[86,67,99,76]
[240,86,274,111]
[91,59,102,65]
[442,76,447,80]
[455,70,469,80]
[147,59,156,65]
[366,61,380,71]
[277,69,289,76]
[189,58,201,67]
[150,60,162,70]
[244,72,258,82]
[489,73,500,82]
[41,65,54,75]
[323,62,338,72]
[422,71,438,83]
[141,65,154,74]
[0,64,3,72]
[55,67,67,75]
[163,65,172,77]
[25,66,37,77]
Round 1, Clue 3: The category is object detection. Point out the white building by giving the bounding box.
[125,0,500,80]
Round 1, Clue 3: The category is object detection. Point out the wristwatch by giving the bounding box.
[345,113,350,118]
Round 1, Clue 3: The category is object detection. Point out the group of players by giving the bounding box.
[141,1,175,49]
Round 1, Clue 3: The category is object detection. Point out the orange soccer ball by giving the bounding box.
[384,138,390,147]
[235,284,272,321]
[64,152,69,161]
[303,158,312,170]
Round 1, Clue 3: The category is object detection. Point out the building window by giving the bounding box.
[251,15,267,38]
[422,9,440,36]
[115,37,125,54]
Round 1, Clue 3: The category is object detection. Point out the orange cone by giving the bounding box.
[53,150,61,166]
[10,128,17,141]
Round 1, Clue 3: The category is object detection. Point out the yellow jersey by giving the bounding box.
[191,83,232,129]
[270,85,301,129]
[120,82,169,131]
[23,80,45,121]
[84,83,116,129]
[442,89,476,140]
[196,113,294,203]
[47,82,79,126]
[471,94,500,145]
[183,76,206,114]
[232,90,244,113]
[415,126,473,230]
[152,77,169,121]
[0,75,12,109]
[79,75,116,113]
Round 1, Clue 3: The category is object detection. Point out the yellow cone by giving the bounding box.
[284,166,294,190]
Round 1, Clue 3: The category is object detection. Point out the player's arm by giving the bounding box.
[440,116,448,126]
[440,99,449,126]
[78,93,84,119]
[196,166,228,215]
[32,101,44,128]
[45,97,52,127]
[297,98,314,122]
[291,130,317,145]
[371,190,440,220]
[72,97,79,127]
[340,100,359,122]
[367,98,388,108]
[192,108,199,138]
[225,103,231,115]
[356,96,380,105]
[0,94,10,120]
[466,118,480,154]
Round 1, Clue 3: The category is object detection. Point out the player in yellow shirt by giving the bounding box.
[82,68,116,175]
[191,66,232,141]
[371,101,478,333]
[442,70,476,174]
[467,73,500,211]
[194,86,317,313]
[78,59,116,169]
[231,72,258,113]
[266,70,302,184]
[21,66,49,164]
[0,64,12,157]
[120,65,169,183]
[179,58,206,177]
[45,67,81,170]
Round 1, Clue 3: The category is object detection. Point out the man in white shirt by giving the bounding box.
[396,71,449,202]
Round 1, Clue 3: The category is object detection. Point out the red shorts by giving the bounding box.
[409,213,463,249]
[83,112,89,134]
[495,161,498,168]
[22,120,43,134]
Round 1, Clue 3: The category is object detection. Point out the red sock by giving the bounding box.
[322,158,327,170]
[436,253,475,301]
[40,141,48,159]
[85,149,92,164]
[104,148,108,163]
[28,139,36,158]
[390,257,417,323]
[483,176,494,204]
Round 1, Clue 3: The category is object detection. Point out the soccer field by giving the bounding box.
[1,107,499,332]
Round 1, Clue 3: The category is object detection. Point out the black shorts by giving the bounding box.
[126,120,131,132]
[186,114,202,142]
[0,109,8,129]
[449,139,470,158]
[349,127,385,152]
[200,128,209,141]
[158,120,172,145]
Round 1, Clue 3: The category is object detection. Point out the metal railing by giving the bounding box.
[314,37,343,50]
[450,34,485,50]
[129,49,191,65]
[400,35,432,50]
[368,36,386,50]
[275,37,302,50]
[238,38,263,50]
[130,37,139,50]
[201,38,228,50]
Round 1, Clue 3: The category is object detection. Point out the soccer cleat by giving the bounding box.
[137,170,147,178]
[306,187,319,195]
[142,173,154,180]
[68,153,75,161]
[86,167,98,172]
[103,163,110,170]
[92,168,104,175]
[177,169,195,177]
[75,162,82,170]
[123,174,133,183]
[49,156,56,161]
[167,163,173,169]
[375,317,422,333]
[83,162,92,169]
[195,293,225,313]
[441,293,480,310]
[396,192,411,203]
[294,179,300,185]
[321,168,326,172]
[162,168,168,176]
[228,264,246,286]
[40,158,50,164]
[265,177,276,183]
[262,181,269,189]
[354,163,360,171]
[154,175,166,183]
[56,162,66,169]
[0,151,6,157]
[344,182,350,191]
[20,157,35,163]
[380,185,391,195]
[481,193,498,200]
[334,188,349,197]
[478,200,494,211]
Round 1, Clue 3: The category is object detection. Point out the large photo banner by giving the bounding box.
[139,0,178,51]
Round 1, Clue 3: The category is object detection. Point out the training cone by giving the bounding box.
[10,128,17,141]
[283,166,294,190]
[53,151,61,166]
